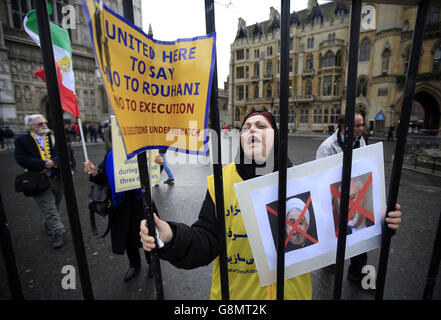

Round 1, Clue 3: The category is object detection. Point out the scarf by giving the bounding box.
[235,111,293,181]
[30,132,51,160]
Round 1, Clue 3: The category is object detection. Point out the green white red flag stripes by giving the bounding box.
[23,9,79,118]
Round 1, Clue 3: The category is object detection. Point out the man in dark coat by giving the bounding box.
[14,114,66,249]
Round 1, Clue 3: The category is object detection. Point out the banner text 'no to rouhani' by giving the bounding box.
[104,20,203,98]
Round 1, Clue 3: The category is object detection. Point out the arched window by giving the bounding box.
[335,50,342,67]
[300,107,309,124]
[323,76,332,96]
[357,78,368,97]
[333,76,341,96]
[305,80,312,95]
[267,46,273,56]
[267,61,273,76]
[330,105,341,124]
[433,47,441,72]
[382,49,391,74]
[235,108,240,120]
[254,85,259,99]
[325,51,334,67]
[324,108,329,124]
[306,54,314,71]
[288,108,295,124]
[313,106,322,124]
[360,39,370,61]
[266,84,272,98]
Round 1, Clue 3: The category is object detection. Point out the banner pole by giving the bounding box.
[333,0,362,300]
[77,118,89,162]
[204,0,230,300]
[34,0,94,300]
[376,0,429,300]
[137,152,165,300]
[122,0,164,300]
[276,0,290,301]
[0,193,24,300]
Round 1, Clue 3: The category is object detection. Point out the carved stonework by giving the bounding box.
[24,85,32,102]
[14,85,22,102]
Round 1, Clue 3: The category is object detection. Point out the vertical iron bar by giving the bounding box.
[333,0,362,300]
[376,0,429,300]
[122,0,164,300]
[204,0,229,300]
[34,0,94,300]
[276,0,290,301]
[137,152,164,300]
[423,211,441,300]
[0,193,24,300]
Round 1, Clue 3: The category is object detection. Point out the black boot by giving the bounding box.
[124,266,140,282]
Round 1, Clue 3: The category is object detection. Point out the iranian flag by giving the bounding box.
[23,9,80,118]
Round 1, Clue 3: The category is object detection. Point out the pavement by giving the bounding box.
[1,135,440,300]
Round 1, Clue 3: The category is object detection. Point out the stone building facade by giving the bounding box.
[0,0,142,132]
[228,1,441,134]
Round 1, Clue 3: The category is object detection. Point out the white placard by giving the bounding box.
[234,143,386,287]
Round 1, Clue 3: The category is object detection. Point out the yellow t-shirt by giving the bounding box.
[207,163,312,300]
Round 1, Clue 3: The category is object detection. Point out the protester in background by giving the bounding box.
[98,123,104,142]
[14,115,66,249]
[159,149,174,185]
[316,112,366,159]
[103,121,112,153]
[316,110,370,285]
[84,153,154,281]
[68,122,76,143]
[82,123,88,143]
[74,123,80,142]
[88,123,97,143]
[328,125,335,136]
[140,111,402,299]
[4,127,14,151]
[387,125,395,142]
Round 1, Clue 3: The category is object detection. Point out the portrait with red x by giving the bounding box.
[330,172,375,237]
[265,191,319,253]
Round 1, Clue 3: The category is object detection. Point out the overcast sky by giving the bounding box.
[141,0,328,87]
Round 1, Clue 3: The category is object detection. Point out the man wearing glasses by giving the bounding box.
[316,111,366,159]
[316,110,368,285]
[14,114,66,249]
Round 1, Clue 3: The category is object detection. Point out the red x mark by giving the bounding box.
[266,195,318,247]
[330,173,374,237]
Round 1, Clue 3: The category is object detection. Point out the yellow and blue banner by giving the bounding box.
[83,0,215,159]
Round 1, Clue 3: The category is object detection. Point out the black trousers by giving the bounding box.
[348,252,368,274]
[126,245,151,268]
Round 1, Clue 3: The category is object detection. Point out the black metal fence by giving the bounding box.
[1,0,441,301]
